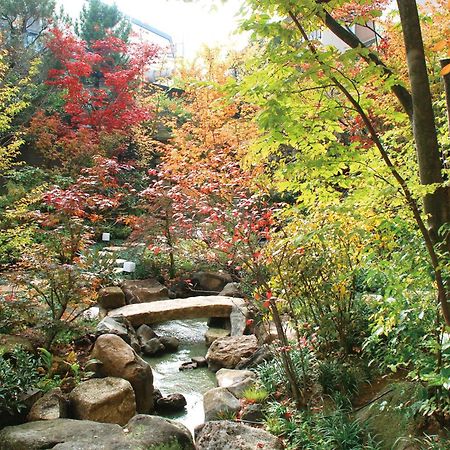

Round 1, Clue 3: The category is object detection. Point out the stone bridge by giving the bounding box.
[108,296,248,336]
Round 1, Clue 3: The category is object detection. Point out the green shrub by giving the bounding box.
[317,359,367,399]
[0,348,41,415]
[264,403,381,450]
[257,346,317,397]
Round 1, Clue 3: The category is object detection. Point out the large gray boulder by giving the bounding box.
[97,287,126,310]
[125,415,194,449]
[203,387,240,421]
[0,419,123,450]
[91,334,154,413]
[27,388,67,422]
[69,377,136,426]
[195,420,284,450]
[121,279,169,304]
[0,416,195,450]
[206,335,258,371]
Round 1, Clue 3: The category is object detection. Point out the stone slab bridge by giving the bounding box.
[108,296,248,336]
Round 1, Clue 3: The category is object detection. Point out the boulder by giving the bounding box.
[206,335,258,371]
[91,334,154,413]
[216,368,256,388]
[192,356,207,367]
[0,416,195,450]
[96,316,140,353]
[205,328,230,347]
[195,420,283,450]
[219,282,243,298]
[69,377,136,426]
[0,419,124,450]
[203,387,240,421]
[191,271,233,292]
[27,388,67,422]
[155,394,187,413]
[142,338,164,356]
[121,279,169,304]
[125,415,194,449]
[136,324,157,343]
[0,334,34,356]
[160,336,180,352]
[97,287,126,310]
[180,361,197,371]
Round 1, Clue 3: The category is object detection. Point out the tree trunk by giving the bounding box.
[396,0,449,246]
[396,0,450,324]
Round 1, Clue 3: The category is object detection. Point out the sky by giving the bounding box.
[58,0,248,60]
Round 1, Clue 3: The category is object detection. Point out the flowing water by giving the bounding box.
[143,319,216,433]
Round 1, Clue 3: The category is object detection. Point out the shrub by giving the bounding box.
[264,211,373,355]
[0,348,41,415]
[264,404,381,450]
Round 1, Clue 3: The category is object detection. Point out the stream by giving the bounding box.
[143,319,217,433]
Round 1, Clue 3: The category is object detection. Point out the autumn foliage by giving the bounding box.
[28,28,159,171]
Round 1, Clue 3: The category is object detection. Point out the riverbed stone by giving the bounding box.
[97,287,126,310]
[69,377,136,426]
[121,279,169,304]
[195,420,283,449]
[203,387,240,421]
[160,335,180,352]
[27,388,67,422]
[91,334,154,413]
[180,361,197,370]
[192,356,207,367]
[216,368,256,388]
[142,337,164,356]
[206,335,258,371]
[155,393,187,413]
[205,327,230,346]
[136,324,157,343]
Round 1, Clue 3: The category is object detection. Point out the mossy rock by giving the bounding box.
[355,381,427,449]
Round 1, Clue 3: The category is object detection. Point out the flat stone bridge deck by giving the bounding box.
[108,296,247,336]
